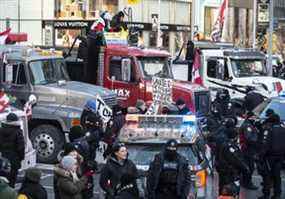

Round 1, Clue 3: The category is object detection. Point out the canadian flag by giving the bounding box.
[192,49,203,85]
[0,28,11,45]
[0,91,10,112]
[211,0,228,42]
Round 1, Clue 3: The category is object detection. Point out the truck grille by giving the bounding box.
[103,94,117,107]
[194,91,210,116]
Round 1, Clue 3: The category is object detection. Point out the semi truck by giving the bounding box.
[0,45,117,163]
[65,34,211,116]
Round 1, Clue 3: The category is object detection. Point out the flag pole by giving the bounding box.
[252,0,257,48]
[267,0,274,76]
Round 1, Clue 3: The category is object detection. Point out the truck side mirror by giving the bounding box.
[121,58,131,82]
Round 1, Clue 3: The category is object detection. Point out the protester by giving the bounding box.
[100,142,140,199]
[175,98,191,115]
[135,99,147,114]
[56,155,88,199]
[110,11,128,32]
[0,113,25,187]
[0,156,17,199]
[18,167,47,199]
[147,139,192,199]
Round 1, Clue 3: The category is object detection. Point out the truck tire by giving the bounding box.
[30,124,65,164]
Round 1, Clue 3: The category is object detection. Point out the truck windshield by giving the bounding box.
[138,57,173,79]
[28,59,69,85]
[231,59,267,77]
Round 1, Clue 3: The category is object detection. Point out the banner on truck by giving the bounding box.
[96,95,112,123]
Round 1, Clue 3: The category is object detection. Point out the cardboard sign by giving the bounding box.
[146,77,173,115]
[96,95,113,123]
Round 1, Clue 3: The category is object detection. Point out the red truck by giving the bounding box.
[65,35,210,115]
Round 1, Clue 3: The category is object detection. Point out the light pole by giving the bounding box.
[156,0,161,48]
[253,0,257,48]
[191,0,196,40]
[267,0,274,76]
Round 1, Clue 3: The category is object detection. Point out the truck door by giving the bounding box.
[205,58,232,97]
[1,61,31,107]
[108,56,139,107]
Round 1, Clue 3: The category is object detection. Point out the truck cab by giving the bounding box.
[201,48,285,98]
[0,45,117,163]
[66,36,210,116]
[172,42,285,99]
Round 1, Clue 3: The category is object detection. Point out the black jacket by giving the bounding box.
[147,152,191,199]
[99,156,139,197]
[0,124,25,169]
[18,180,48,199]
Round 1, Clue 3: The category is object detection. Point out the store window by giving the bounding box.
[55,0,118,19]
[204,7,219,39]
[149,31,169,50]
[55,29,84,47]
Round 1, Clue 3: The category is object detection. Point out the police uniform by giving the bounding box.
[147,139,192,199]
[258,116,285,199]
[239,118,259,189]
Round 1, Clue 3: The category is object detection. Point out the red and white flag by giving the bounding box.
[192,49,203,85]
[24,102,33,118]
[211,0,228,42]
[0,28,11,45]
[0,91,10,112]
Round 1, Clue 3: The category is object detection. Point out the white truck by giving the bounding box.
[173,42,285,99]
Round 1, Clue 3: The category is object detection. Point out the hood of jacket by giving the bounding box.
[0,177,9,192]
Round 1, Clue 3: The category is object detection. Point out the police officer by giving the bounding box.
[211,89,234,119]
[147,139,192,199]
[0,113,25,187]
[212,118,249,196]
[258,113,285,199]
[80,99,97,131]
[0,156,17,199]
[239,112,259,190]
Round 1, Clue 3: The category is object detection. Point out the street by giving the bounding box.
[15,164,285,199]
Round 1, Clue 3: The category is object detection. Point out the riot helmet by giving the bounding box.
[216,89,230,102]
[84,99,97,113]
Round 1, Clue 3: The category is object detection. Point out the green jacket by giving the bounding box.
[0,177,17,199]
[56,170,87,199]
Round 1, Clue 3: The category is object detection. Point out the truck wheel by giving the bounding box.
[30,124,64,164]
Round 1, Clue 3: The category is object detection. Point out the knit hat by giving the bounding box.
[61,155,77,171]
[112,142,125,153]
[3,113,21,126]
[25,167,42,183]
[176,98,185,106]
[135,99,145,109]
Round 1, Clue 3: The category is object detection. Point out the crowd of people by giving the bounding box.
[0,87,284,199]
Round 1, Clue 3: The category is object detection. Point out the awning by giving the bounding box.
[229,0,253,9]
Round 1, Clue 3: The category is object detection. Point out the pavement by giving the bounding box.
[15,164,285,199]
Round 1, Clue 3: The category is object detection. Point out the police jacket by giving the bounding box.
[147,152,191,199]
[261,124,285,156]
[99,156,139,196]
[0,124,25,169]
[239,119,259,153]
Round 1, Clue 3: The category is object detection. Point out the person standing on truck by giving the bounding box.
[110,11,128,32]
[147,139,192,199]
[176,98,191,115]
[0,113,25,187]
[185,40,195,81]
[100,142,140,199]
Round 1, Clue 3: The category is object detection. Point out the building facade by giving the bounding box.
[0,0,192,56]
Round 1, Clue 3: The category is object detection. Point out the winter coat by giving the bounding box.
[0,124,25,169]
[0,177,17,199]
[55,167,87,199]
[18,179,47,199]
[99,156,139,197]
[147,152,191,199]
